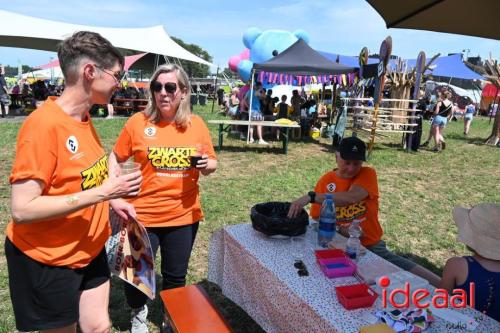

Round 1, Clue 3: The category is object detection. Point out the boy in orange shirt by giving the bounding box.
[288,136,440,286]
[5,31,141,333]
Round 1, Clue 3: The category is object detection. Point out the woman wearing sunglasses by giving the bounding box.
[109,64,217,332]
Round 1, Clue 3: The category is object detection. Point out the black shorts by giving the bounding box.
[5,237,110,331]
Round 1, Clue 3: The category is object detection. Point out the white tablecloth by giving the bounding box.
[208,224,500,333]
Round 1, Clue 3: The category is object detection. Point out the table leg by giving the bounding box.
[217,124,224,151]
[283,128,290,154]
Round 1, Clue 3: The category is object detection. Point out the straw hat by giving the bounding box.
[453,203,500,260]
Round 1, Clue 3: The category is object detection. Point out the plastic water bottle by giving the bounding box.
[345,219,362,261]
[318,194,336,247]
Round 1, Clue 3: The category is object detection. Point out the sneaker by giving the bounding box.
[249,138,255,143]
[131,305,149,333]
[258,140,269,145]
[161,317,174,333]
[431,146,441,153]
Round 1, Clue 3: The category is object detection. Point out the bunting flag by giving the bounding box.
[254,71,358,86]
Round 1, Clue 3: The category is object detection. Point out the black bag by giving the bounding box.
[251,202,308,237]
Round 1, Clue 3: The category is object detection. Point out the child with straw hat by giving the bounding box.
[440,203,500,321]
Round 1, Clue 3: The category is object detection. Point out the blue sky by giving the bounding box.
[1,0,499,70]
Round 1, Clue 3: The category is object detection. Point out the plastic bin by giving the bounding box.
[190,94,198,106]
[315,249,346,260]
[317,257,356,278]
[335,283,378,310]
[198,94,207,106]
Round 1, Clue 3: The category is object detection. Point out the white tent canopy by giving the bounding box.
[22,67,64,80]
[0,10,213,67]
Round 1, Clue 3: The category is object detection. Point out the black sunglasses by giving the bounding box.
[294,260,309,277]
[152,81,177,94]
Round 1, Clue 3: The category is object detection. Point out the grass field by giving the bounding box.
[0,105,499,332]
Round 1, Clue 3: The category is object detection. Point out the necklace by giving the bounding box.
[482,277,494,315]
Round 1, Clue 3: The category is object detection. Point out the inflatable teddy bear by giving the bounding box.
[228,27,310,82]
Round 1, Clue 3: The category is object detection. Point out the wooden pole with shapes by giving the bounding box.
[405,51,426,151]
[367,36,392,158]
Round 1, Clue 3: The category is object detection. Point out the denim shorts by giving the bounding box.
[464,113,473,120]
[250,112,264,121]
[432,115,448,127]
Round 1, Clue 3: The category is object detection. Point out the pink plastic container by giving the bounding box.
[317,257,356,278]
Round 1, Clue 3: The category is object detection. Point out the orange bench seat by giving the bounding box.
[160,285,232,333]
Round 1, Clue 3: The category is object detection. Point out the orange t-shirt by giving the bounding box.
[113,112,216,227]
[6,97,111,268]
[310,167,382,246]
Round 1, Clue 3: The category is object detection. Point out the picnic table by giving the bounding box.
[207,120,300,154]
[208,224,500,333]
[113,98,148,115]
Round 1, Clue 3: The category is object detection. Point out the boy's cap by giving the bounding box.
[338,136,366,161]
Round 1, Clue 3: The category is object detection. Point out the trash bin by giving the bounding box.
[190,94,198,106]
[250,202,308,237]
[198,94,207,106]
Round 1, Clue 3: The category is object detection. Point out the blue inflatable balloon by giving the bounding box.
[236,27,310,83]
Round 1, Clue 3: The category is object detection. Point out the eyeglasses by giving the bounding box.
[151,81,177,94]
[94,65,125,83]
[294,260,309,277]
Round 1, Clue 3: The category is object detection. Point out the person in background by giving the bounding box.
[0,65,10,117]
[291,89,304,120]
[228,87,240,118]
[5,31,141,333]
[422,91,452,152]
[440,203,500,322]
[109,64,217,332]
[245,83,268,144]
[464,101,476,135]
[275,95,290,140]
[287,136,441,286]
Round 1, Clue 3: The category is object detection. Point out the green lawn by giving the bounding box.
[0,106,499,332]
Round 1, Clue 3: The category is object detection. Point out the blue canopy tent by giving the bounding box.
[401,54,483,80]
[319,51,379,68]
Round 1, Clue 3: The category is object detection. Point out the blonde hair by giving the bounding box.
[144,64,191,128]
[441,91,452,100]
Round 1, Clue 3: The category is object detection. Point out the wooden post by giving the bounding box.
[211,67,219,113]
[367,36,392,159]
[406,51,425,152]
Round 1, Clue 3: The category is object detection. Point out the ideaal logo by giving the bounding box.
[147,147,194,171]
[378,276,475,309]
[81,155,109,190]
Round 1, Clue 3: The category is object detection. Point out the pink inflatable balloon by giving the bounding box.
[228,55,241,72]
[240,48,250,60]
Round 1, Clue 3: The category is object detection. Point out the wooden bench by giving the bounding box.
[208,119,300,154]
[160,285,232,333]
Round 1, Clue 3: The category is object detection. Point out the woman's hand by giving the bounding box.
[197,155,217,176]
[110,199,136,220]
[287,195,309,218]
[194,154,209,170]
[101,165,142,200]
